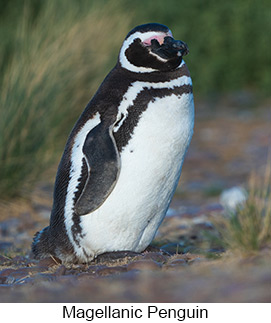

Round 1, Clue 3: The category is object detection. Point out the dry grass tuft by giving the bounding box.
[216,163,271,254]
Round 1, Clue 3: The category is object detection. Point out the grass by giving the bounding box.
[0,0,271,199]
[214,164,271,254]
[0,1,131,198]
[128,0,271,95]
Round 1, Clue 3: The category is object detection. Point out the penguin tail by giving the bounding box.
[32,226,53,259]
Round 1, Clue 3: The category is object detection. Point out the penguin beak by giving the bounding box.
[162,36,189,57]
[150,36,189,59]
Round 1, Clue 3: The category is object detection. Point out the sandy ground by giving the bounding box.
[0,98,271,302]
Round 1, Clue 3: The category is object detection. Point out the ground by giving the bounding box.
[0,96,271,302]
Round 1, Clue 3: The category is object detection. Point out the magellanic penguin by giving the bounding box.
[32,23,194,263]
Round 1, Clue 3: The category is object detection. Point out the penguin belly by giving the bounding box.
[77,92,194,260]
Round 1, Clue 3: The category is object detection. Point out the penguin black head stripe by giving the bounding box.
[119,23,189,73]
[32,23,194,263]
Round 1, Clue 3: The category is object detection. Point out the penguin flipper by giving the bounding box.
[74,122,120,216]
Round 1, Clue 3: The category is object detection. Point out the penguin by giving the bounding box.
[32,23,194,263]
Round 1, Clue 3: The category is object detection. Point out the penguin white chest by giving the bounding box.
[80,90,194,258]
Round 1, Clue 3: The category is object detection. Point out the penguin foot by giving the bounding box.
[143,245,171,256]
[143,245,161,252]
[95,250,140,263]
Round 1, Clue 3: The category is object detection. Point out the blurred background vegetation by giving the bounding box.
[0,0,270,199]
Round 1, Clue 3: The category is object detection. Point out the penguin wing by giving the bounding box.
[74,122,120,216]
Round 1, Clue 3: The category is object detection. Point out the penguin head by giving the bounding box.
[119,23,189,73]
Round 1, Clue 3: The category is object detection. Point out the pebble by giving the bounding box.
[96,266,127,276]
[0,276,8,284]
[0,268,16,277]
[55,265,66,276]
[168,259,187,266]
[0,265,51,285]
[127,260,161,271]
[142,252,168,263]
[220,186,248,213]
[163,258,188,271]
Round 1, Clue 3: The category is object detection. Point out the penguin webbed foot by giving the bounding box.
[94,250,140,263]
[143,245,171,256]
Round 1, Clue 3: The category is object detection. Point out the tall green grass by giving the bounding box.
[0,1,131,198]
[129,0,271,94]
[1,0,271,199]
